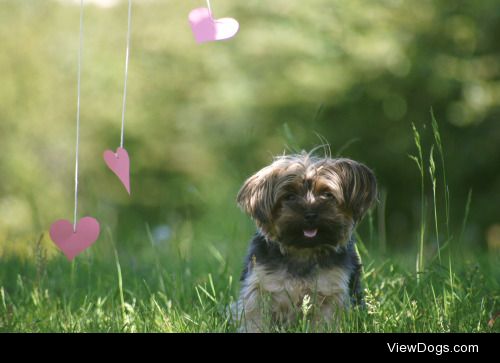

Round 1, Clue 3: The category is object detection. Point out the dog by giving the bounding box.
[233,151,377,332]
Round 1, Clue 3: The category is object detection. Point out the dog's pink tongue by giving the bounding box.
[303,229,318,238]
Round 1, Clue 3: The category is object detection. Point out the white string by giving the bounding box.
[206,0,213,18]
[120,0,132,148]
[73,0,84,232]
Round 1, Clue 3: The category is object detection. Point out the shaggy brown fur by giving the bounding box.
[234,152,377,332]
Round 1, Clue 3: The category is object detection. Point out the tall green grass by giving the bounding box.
[408,123,426,281]
[0,115,498,332]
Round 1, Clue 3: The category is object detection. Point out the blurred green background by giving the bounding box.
[0,0,499,262]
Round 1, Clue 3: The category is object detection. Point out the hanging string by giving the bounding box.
[73,0,84,232]
[120,0,132,148]
[206,0,213,19]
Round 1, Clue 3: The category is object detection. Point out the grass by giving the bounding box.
[0,244,497,332]
[0,118,499,333]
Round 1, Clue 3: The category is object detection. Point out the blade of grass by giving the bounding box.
[429,144,441,263]
[459,189,472,245]
[409,123,426,281]
[377,188,387,253]
[107,228,126,326]
[430,109,450,239]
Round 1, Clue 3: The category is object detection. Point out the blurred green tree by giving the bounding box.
[0,0,498,256]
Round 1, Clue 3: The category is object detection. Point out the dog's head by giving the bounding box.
[237,153,377,249]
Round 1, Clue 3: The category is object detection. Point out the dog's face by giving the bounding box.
[237,155,377,249]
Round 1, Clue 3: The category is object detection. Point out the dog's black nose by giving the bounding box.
[304,212,317,222]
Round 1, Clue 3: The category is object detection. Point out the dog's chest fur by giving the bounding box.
[237,233,362,331]
[247,264,350,310]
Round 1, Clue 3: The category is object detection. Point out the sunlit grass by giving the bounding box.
[0,243,497,332]
[0,117,499,333]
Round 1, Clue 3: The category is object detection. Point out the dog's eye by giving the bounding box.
[284,193,297,201]
[321,192,334,199]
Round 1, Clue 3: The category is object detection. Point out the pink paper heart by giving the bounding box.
[103,147,130,194]
[50,217,100,261]
[188,7,239,43]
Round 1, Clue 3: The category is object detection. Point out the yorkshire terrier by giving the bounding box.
[234,151,377,332]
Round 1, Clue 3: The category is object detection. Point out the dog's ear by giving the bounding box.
[237,165,278,224]
[324,159,377,222]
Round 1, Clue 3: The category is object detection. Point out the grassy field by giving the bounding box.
[0,234,498,332]
[0,122,499,333]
